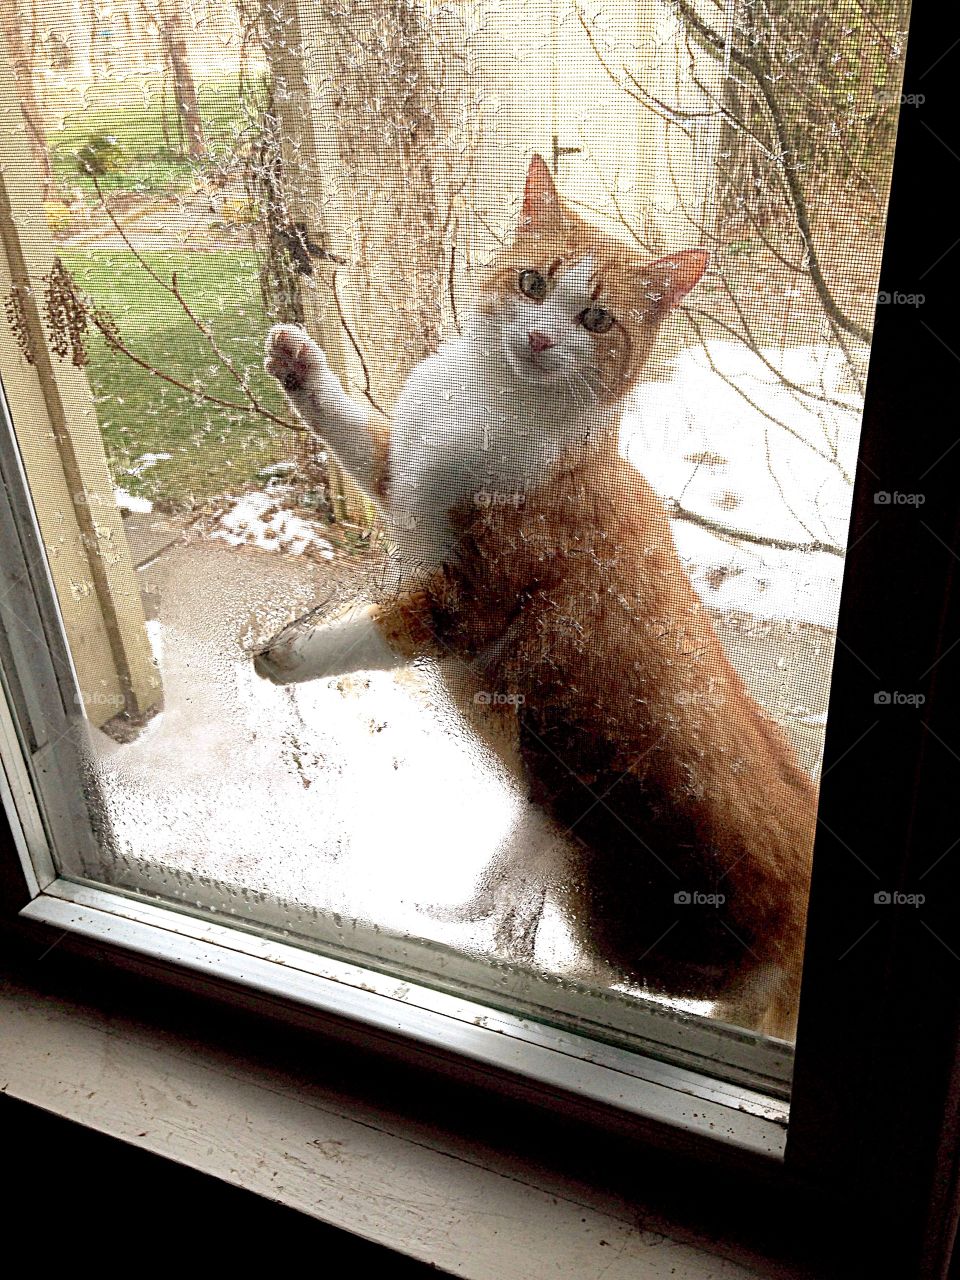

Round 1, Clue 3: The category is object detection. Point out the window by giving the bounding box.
[2,1,958,1241]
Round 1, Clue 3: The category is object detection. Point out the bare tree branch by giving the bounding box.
[90,175,262,408]
[673,0,873,345]
[678,305,854,487]
[666,497,845,558]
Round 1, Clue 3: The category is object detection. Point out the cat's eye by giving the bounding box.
[518,269,548,300]
[577,305,615,334]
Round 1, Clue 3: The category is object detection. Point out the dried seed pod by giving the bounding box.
[43,258,90,368]
[3,286,34,364]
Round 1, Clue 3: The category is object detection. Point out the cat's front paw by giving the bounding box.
[264,323,327,394]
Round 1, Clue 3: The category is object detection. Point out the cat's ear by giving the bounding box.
[640,250,710,318]
[520,154,562,232]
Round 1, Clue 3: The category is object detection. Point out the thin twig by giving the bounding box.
[678,305,853,483]
[329,268,388,417]
[667,498,845,558]
[90,174,263,406]
[447,219,461,335]
[574,5,808,275]
[687,294,857,418]
[85,306,304,433]
[764,424,821,544]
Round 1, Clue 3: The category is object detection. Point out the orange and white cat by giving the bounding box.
[256,155,817,1041]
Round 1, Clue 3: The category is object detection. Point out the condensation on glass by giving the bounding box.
[0,0,911,1060]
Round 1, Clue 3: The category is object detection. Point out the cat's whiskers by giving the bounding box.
[582,366,613,400]
[580,369,603,403]
[563,369,588,411]
[572,368,606,410]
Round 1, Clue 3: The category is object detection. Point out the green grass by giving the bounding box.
[61,247,292,508]
[47,74,265,197]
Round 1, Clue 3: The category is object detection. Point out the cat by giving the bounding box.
[255,154,818,1041]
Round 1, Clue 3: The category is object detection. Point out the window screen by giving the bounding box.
[0,0,911,1070]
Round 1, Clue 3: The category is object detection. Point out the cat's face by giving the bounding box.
[479,156,708,406]
[490,254,624,395]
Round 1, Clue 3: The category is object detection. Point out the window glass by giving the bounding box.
[0,0,911,1071]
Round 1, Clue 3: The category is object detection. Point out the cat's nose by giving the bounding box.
[527,330,556,354]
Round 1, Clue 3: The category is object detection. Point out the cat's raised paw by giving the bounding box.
[264,323,326,394]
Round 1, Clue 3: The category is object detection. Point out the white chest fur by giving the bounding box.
[388,321,610,572]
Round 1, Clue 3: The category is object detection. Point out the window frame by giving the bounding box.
[2,0,960,1272]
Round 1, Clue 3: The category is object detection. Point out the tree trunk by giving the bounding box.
[312,0,472,407]
[253,0,477,520]
[0,14,53,199]
[255,0,365,524]
[159,0,205,160]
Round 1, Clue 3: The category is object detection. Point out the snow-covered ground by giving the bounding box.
[625,341,860,627]
[210,488,335,558]
[114,450,172,513]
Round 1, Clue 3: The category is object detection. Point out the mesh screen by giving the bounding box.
[0,0,911,1049]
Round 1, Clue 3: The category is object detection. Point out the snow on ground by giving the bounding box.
[114,453,172,514]
[210,489,335,558]
[626,340,861,628]
[128,451,172,477]
[114,487,153,514]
